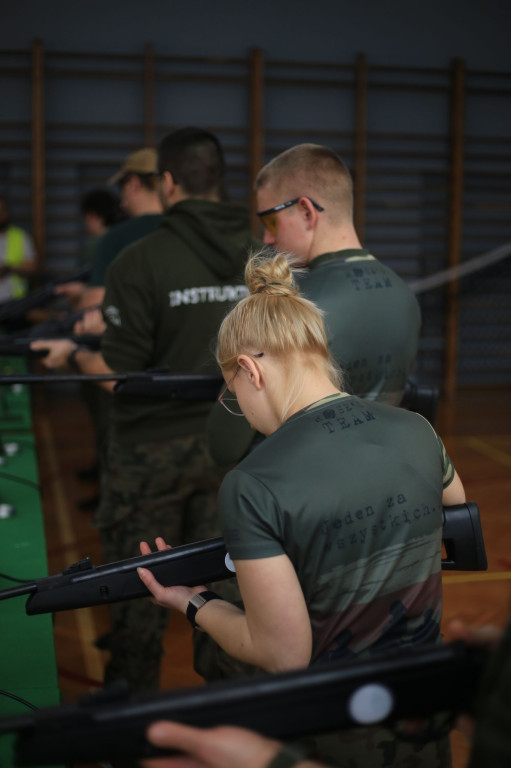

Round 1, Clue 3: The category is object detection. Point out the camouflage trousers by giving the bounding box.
[95,432,225,693]
[303,724,451,768]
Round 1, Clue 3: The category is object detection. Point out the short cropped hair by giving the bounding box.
[255,144,353,225]
[158,127,227,199]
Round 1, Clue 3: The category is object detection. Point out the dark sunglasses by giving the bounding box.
[256,197,324,236]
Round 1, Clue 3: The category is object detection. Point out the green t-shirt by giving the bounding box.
[299,250,421,405]
[219,393,453,662]
[207,249,422,468]
[89,214,162,287]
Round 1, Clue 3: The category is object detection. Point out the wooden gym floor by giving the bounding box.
[31,383,511,768]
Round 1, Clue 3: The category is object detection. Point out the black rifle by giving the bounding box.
[0,369,223,399]
[0,265,91,323]
[0,640,488,765]
[0,503,487,615]
[0,334,102,357]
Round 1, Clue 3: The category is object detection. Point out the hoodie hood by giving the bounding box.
[160,198,257,279]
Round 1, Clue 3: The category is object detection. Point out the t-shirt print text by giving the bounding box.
[346,264,393,292]
[315,401,376,433]
[321,495,439,552]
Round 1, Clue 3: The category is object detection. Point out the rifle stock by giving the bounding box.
[0,641,488,765]
[0,503,486,615]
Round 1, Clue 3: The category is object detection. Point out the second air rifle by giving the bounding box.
[0,502,487,616]
[0,639,490,765]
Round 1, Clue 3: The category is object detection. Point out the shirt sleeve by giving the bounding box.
[436,434,455,488]
[218,468,286,560]
[101,247,157,372]
[89,230,115,287]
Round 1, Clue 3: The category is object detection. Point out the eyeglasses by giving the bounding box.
[218,353,264,417]
[256,197,324,237]
[218,368,244,416]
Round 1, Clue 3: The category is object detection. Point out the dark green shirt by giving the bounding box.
[90,214,162,287]
[207,249,422,467]
[219,394,453,662]
[299,250,421,405]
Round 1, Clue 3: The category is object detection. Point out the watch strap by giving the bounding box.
[186,590,221,629]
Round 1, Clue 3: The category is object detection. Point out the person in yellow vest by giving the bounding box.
[0,194,37,302]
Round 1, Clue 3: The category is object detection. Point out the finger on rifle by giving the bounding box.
[155,536,171,551]
[139,541,152,556]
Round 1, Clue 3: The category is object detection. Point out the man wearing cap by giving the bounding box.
[32,127,255,692]
[57,148,163,311]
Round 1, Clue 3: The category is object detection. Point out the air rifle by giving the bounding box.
[0,369,224,399]
[0,537,234,614]
[0,334,102,357]
[0,503,487,615]
[0,640,489,765]
[0,265,91,323]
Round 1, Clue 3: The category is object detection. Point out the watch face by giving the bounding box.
[191,594,206,608]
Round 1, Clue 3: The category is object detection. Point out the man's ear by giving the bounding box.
[237,354,263,390]
[299,197,319,229]
[160,170,176,197]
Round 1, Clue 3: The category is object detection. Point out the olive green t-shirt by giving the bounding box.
[219,394,454,662]
[299,250,421,406]
[90,214,162,287]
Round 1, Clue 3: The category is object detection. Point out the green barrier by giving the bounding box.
[0,357,62,768]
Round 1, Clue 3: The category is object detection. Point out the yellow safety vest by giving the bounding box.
[5,226,29,298]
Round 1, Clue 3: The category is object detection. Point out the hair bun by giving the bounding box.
[246,251,299,297]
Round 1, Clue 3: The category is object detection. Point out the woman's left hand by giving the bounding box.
[137,537,207,614]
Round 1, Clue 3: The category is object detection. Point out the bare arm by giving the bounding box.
[78,285,105,310]
[442,469,466,506]
[138,540,312,673]
[29,339,116,392]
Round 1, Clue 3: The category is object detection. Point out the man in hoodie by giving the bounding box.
[32,127,254,691]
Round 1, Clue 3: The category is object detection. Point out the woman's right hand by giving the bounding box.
[138,538,207,614]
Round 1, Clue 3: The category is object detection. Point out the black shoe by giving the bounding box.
[76,462,100,481]
[77,494,100,512]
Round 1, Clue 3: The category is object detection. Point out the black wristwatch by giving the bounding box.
[186,590,221,629]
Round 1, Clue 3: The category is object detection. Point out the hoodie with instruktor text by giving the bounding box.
[101,198,255,444]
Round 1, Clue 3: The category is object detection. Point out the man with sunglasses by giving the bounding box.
[255,143,421,407]
[208,143,421,470]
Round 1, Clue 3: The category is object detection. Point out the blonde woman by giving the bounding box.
[139,250,465,767]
